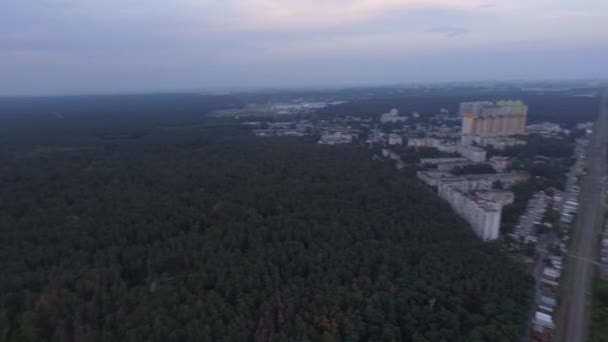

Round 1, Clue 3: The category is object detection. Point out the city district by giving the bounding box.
[243,99,598,342]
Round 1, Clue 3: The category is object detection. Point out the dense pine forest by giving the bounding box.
[0,95,533,341]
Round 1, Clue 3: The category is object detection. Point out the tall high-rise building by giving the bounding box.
[461,101,528,137]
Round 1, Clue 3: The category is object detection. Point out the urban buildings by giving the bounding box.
[461,100,528,137]
[380,109,408,124]
[464,136,527,150]
[407,137,441,148]
[382,149,406,169]
[417,170,457,187]
[435,161,476,171]
[419,157,469,166]
[476,190,515,206]
[318,132,354,145]
[576,121,594,132]
[417,171,528,241]
[436,143,458,153]
[408,137,459,153]
[388,133,403,145]
[490,156,511,172]
[457,145,487,162]
[527,122,562,134]
[459,101,494,118]
[438,182,504,241]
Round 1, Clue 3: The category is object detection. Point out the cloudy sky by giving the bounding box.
[2,0,608,95]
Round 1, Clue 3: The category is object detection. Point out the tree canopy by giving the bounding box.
[0,98,533,341]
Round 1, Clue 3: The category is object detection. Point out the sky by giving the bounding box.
[1,0,608,95]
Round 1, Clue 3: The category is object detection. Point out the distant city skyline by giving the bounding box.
[2,0,608,96]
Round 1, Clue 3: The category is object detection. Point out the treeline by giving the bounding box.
[317,92,599,126]
[591,276,608,341]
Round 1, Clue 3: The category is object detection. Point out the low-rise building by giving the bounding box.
[407,137,441,148]
[381,109,408,124]
[462,135,526,150]
[490,156,511,172]
[318,132,353,145]
[296,121,314,133]
[437,161,476,171]
[528,122,562,134]
[388,133,403,145]
[457,145,487,162]
[420,157,469,165]
[436,143,459,153]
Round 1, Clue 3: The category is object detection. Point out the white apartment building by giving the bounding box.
[438,183,502,241]
[434,174,524,241]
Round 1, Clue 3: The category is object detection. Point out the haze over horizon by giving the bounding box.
[2,0,608,96]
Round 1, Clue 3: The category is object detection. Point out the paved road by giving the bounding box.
[561,91,608,342]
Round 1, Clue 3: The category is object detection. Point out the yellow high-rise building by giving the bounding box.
[461,101,527,137]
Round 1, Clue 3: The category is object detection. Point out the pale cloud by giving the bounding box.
[426,26,470,37]
[179,0,493,30]
[0,49,72,59]
[1,0,608,94]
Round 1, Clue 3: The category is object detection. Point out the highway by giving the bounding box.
[559,91,608,342]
